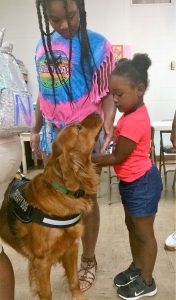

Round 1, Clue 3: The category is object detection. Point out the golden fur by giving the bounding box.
[0,113,103,300]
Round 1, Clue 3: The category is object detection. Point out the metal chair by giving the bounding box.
[159,130,176,189]
[149,126,157,164]
[106,142,119,205]
[108,165,119,205]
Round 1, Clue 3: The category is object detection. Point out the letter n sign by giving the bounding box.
[15,93,32,126]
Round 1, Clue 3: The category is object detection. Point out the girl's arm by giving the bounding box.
[30,97,43,158]
[92,135,136,166]
[32,97,43,134]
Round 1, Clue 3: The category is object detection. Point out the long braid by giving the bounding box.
[76,0,97,93]
[63,0,73,99]
[40,0,73,102]
[78,0,97,67]
[36,0,56,102]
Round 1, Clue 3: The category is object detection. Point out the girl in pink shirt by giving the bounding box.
[93,54,163,300]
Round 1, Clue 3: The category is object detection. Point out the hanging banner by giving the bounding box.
[0,50,33,137]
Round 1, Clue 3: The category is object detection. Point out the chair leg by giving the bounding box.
[109,184,112,205]
[172,169,176,190]
[108,166,112,205]
[20,137,27,175]
[162,151,168,188]
[159,146,162,173]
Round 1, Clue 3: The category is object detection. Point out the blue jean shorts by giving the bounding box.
[119,165,163,217]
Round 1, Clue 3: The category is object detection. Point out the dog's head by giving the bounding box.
[46,113,103,194]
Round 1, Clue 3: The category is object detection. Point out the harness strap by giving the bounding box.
[8,178,81,228]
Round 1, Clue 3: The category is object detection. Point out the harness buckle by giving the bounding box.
[24,205,33,222]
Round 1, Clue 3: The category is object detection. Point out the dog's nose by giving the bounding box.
[91,112,100,117]
[88,112,102,121]
[81,113,103,129]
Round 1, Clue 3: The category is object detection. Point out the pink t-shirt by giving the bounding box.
[35,30,114,128]
[114,105,152,182]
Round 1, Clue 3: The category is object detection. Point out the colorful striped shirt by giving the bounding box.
[35,29,114,128]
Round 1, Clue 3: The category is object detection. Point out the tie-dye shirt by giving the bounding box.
[35,29,114,129]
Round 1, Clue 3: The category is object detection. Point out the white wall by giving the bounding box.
[86,0,176,121]
[0,0,176,151]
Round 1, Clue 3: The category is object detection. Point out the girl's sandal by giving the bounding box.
[78,255,97,292]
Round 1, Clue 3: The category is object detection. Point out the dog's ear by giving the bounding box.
[52,140,62,158]
[59,150,98,193]
[58,153,81,191]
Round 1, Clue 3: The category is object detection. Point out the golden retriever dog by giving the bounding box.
[0,113,103,300]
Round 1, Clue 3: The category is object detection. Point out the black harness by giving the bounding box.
[8,178,81,228]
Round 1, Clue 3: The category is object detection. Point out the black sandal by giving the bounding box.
[78,255,97,291]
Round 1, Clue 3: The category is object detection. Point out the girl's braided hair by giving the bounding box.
[36,0,96,103]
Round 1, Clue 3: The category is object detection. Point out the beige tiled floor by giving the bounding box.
[3,166,176,300]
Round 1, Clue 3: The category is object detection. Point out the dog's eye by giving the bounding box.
[75,123,82,131]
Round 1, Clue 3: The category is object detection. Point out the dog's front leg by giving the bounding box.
[62,242,90,300]
[28,257,52,300]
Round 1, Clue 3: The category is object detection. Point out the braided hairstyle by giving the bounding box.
[112,53,152,90]
[36,0,96,103]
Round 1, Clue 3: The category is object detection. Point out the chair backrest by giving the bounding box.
[150,126,156,164]
[160,130,176,154]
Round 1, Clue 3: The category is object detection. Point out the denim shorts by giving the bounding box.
[119,165,163,217]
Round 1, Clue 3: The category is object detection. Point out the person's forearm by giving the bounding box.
[93,135,136,167]
[93,152,121,167]
[101,94,117,151]
[102,94,116,123]
[32,98,43,133]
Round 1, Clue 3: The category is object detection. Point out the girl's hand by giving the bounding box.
[30,131,42,159]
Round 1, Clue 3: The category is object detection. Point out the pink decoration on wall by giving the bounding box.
[112,45,123,62]
[112,45,132,62]
[123,45,132,59]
